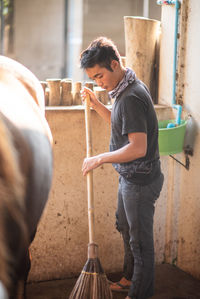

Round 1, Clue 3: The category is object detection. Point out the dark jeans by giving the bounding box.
[116,173,164,299]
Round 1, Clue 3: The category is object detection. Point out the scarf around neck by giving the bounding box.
[109,67,136,100]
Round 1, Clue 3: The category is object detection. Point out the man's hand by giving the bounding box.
[81,87,99,109]
[82,156,102,176]
[81,87,111,124]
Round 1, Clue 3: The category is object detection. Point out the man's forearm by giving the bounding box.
[82,143,145,176]
[98,142,146,165]
[82,133,147,176]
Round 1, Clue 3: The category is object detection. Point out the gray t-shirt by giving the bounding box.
[110,78,161,185]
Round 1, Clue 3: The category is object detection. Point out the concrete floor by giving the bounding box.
[26,264,200,299]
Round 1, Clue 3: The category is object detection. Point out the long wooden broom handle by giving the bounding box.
[84,94,95,244]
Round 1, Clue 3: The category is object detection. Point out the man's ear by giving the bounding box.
[110,60,119,71]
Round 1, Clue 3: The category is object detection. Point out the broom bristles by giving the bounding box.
[69,258,112,299]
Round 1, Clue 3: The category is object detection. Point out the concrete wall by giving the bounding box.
[11,0,161,81]
[28,105,172,281]
[82,0,161,59]
[143,0,161,20]
[14,0,65,80]
[29,107,121,281]
[148,0,161,20]
[82,0,143,57]
[176,0,200,279]
[158,0,200,279]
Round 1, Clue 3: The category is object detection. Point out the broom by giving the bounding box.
[69,94,112,299]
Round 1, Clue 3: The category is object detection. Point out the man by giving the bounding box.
[80,37,164,299]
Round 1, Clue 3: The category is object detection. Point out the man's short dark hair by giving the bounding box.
[80,37,121,72]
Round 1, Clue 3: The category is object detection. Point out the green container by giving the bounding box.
[158,119,187,156]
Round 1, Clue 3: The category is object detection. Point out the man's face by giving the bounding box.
[85,62,120,92]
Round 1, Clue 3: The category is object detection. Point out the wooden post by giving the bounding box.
[45,89,49,106]
[94,87,110,105]
[46,79,61,106]
[85,82,94,91]
[73,81,82,105]
[60,79,73,106]
[40,81,47,93]
[124,17,160,99]
[40,81,49,106]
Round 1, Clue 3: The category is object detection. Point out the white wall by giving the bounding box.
[158,0,200,279]
[176,0,200,278]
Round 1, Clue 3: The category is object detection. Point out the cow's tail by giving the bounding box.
[0,115,28,292]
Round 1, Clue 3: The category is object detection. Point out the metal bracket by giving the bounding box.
[169,146,193,170]
[169,154,190,170]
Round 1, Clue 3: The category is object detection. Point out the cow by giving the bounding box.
[0,56,53,298]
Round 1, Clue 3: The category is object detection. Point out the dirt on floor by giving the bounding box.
[26,264,200,299]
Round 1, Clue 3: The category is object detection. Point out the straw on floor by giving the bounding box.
[69,94,112,299]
